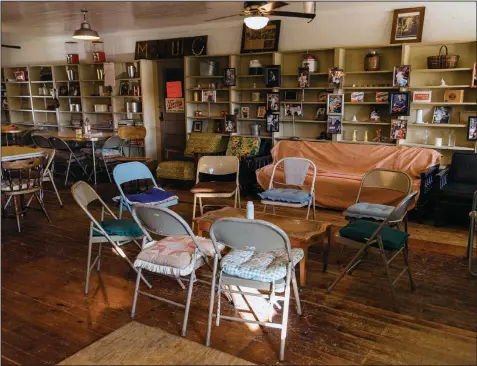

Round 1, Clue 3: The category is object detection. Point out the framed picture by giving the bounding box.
[472,62,477,88]
[351,92,364,103]
[412,90,432,103]
[432,106,452,124]
[264,65,281,87]
[266,92,280,113]
[389,91,411,116]
[241,106,250,119]
[201,90,216,103]
[257,105,266,118]
[391,119,408,139]
[165,98,185,113]
[317,92,329,103]
[369,106,381,121]
[327,93,344,115]
[467,116,477,140]
[119,81,130,96]
[284,91,298,101]
[327,115,342,134]
[58,85,69,97]
[193,120,203,132]
[223,68,236,86]
[266,113,280,132]
[315,107,326,121]
[213,120,222,133]
[223,114,237,133]
[376,92,389,103]
[298,67,310,88]
[284,103,303,117]
[240,20,281,53]
[393,65,411,87]
[444,90,464,103]
[328,67,345,89]
[390,7,425,44]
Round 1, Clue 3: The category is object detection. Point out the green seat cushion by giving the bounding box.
[94,219,143,238]
[339,220,409,250]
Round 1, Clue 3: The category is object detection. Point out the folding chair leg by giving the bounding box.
[103,160,113,183]
[199,197,204,216]
[34,192,51,223]
[237,189,241,209]
[181,270,196,337]
[291,270,302,316]
[216,271,223,326]
[64,157,72,186]
[206,256,219,347]
[191,195,197,232]
[327,245,368,293]
[402,242,416,291]
[312,197,316,220]
[48,171,63,207]
[279,266,292,362]
[97,243,102,271]
[85,237,93,295]
[263,204,267,213]
[13,196,21,232]
[131,268,142,319]
[306,199,311,219]
[378,238,399,312]
[234,190,237,209]
[119,198,124,219]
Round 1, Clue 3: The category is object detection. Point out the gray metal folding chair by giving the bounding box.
[71,181,151,295]
[32,134,52,149]
[206,218,303,362]
[328,191,418,312]
[131,204,219,337]
[49,136,88,186]
[468,190,477,277]
[84,135,123,183]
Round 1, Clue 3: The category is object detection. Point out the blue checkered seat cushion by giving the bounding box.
[259,188,311,204]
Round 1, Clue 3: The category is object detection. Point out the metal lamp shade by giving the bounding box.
[73,22,100,40]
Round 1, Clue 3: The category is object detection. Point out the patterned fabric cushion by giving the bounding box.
[1,179,37,192]
[259,188,311,204]
[221,248,304,282]
[94,219,143,237]
[157,161,195,181]
[81,148,121,159]
[226,136,261,158]
[134,235,224,276]
[183,133,225,157]
[344,202,394,221]
[125,187,178,205]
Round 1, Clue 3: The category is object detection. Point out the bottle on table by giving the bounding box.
[246,201,254,220]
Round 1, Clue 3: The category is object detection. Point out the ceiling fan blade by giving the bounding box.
[259,1,289,13]
[1,44,21,49]
[205,13,243,22]
[268,10,316,19]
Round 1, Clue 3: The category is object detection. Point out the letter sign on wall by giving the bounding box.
[135,36,207,60]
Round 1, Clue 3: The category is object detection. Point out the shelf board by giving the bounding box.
[232,134,273,139]
[114,112,143,115]
[232,101,265,104]
[188,101,230,104]
[281,119,327,123]
[83,111,112,114]
[112,95,142,98]
[187,88,229,91]
[408,85,472,89]
[408,123,467,128]
[31,96,53,98]
[186,116,224,120]
[14,122,35,126]
[237,118,266,122]
[343,86,399,90]
[344,102,388,105]
[30,81,54,84]
[5,81,29,84]
[338,140,396,146]
[282,72,328,76]
[280,102,326,105]
[345,70,394,74]
[34,110,57,113]
[81,80,105,82]
[8,109,32,112]
[411,102,476,106]
[82,96,112,98]
[234,88,274,91]
[56,80,80,82]
[279,87,328,90]
[400,142,474,151]
[342,121,391,125]
[36,124,58,127]
[237,75,264,78]
[116,78,141,81]
[59,111,82,114]
[7,96,30,98]
[275,136,330,142]
[91,127,114,131]
[186,75,224,79]
[412,68,473,73]
[58,96,81,98]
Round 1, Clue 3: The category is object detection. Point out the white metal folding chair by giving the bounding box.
[260,157,317,220]
[71,181,151,295]
[468,190,477,277]
[206,218,303,362]
[131,204,220,336]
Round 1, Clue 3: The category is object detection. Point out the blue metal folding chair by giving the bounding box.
[113,162,178,218]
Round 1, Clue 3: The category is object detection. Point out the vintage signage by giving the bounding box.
[165,98,185,113]
[135,36,207,60]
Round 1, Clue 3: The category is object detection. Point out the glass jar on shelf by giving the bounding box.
[65,42,80,64]
[92,41,106,63]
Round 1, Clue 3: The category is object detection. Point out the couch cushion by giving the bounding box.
[448,152,477,185]
[339,220,409,251]
[344,202,394,220]
[221,248,304,282]
[184,133,226,158]
[157,160,195,181]
[259,188,311,204]
[190,181,237,194]
[441,182,477,201]
[226,136,261,158]
[94,219,143,237]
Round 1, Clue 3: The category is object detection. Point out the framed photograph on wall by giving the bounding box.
[298,67,310,88]
[467,116,477,140]
[266,92,280,113]
[240,20,281,53]
[264,65,281,87]
[223,68,236,86]
[389,91,411,116]
[390,119,408,139]
[390,7,426,44]
[315,107,326,121]
[328,67,345,89]
[327,115,342,134]
[266,113,280,132]
[432,106,452,124]
[193,120,203,132]
[223,114,237,133]
[327,93,344,115]
[393,65,411,87]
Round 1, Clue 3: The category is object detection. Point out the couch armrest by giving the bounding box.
[432,167,450,203]
[419,164,440,197]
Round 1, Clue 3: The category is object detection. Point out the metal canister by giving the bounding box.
[250,123,261,136]
[364,51,380,71]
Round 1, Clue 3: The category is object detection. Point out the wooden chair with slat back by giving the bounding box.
[1,157,51,232]
[117,126,148,161]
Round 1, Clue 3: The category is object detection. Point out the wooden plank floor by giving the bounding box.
[1,182,476,365]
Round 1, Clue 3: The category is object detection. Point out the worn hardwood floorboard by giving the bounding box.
[1,182,475,365]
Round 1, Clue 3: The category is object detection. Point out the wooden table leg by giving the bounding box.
[299,247,308,287]
[323,225,333,272]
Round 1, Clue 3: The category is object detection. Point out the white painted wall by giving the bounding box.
[2,2,476,65]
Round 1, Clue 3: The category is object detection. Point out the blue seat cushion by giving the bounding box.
[258,188,311,204]
[126,187,178,205]
[344,202,394,221]
[94,219,143,237]
[339,220,409,251]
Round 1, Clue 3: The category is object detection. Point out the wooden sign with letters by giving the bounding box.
[135,36,207,60]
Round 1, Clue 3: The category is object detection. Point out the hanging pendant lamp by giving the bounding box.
[73,10,100,40]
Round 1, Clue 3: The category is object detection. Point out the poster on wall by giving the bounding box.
[166,81,182,98]
[165,98,185,113]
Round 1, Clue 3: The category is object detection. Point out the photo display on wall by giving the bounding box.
[266,92,280,132]
[327,93,344,115]
[391,119,408,139]
[327,115,342,134]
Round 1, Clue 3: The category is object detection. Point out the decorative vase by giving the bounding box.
[352,130,358,141]
[364,50,380,71]
[364,130,369,142]
[193,91,199,102]
[416,109,424,124]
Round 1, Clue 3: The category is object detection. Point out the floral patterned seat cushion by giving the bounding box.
[134,235,224,276]
[220,248,304,282]
[226,136,261,158]
[156,161,195,181]
[183,133,226,158]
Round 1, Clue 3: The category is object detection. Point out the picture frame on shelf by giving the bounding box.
[193,120,203,132]
[472,62,477,88]
[317,92,329,103]
[327,115,342,134]
[328,67,344,89]
[315,107,326,121]
[327,93,344,115]
[257,105,267,118]
[444,89,464,103]
[266,92,280,113]
[201,90,216,103]
[241,106,250,119]
[284,103,303,117]
[432,106,452,124]
[412,90,432,103]
[298,67,310,88]
[240,20,281,53]
[393,65,411,87]
[391,119,408,139]
[213,120,222,133]
[264,65,281,87]
[58,85,69,97]
[223,114,237,133]
[369,106,381,121]
[467,116,477,140]
[119,81,130,96]
[389,91,411,116]
[376,92,389,103]
[284,91,298,101]
[351,92,364,103]
[390,7,425,44]
[223,68,236,87]
[266,112,280,132]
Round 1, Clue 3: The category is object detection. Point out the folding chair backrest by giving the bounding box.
[113,161,157,186]
[48,136,71,152]
[43,148,56,174]
[102,135,122,150]
[20,129,37,146]
[270,157,316,189]
[210,218,293,260]
[359,169,412,198]
[71,180,102,209]
[196,156,239,177]
[32,134,52,149]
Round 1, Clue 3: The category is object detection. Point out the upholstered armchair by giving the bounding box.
[433,152,477,226]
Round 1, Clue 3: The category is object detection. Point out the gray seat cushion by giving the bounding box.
[259,188,311,204]
[344,202,394,221]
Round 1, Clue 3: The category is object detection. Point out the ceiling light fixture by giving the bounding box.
[244,16,269,30]
[73,9,100,40]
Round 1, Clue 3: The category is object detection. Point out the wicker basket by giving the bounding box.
[427,45,460,69]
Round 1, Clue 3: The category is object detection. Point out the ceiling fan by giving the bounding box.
[206,1,316,29]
